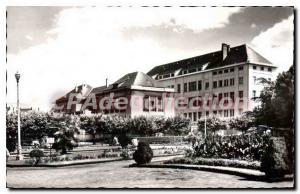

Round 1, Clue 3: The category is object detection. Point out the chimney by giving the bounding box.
[75,86,78,92]
[222,43,230,60]
[105,78,108,87]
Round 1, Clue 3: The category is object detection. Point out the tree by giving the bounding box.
[252,65,294,129]
[229,114,254,133]
[52,115,79,154]
[162,116,190,135]
[6,113,18,152]
[197,116,226,137]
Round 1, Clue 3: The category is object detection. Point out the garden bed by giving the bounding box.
[164,157,261,170]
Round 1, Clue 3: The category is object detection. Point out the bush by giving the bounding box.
[118,135,131,148]
[133,142,153,165]
[120,148,130,159]
[193,133,269,161]
[261,137,290,179]
[29,149,44,165]
[165,157,261,170]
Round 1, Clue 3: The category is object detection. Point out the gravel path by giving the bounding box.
[7,158,293,188]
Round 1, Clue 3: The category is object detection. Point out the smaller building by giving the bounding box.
[54,71,176,118]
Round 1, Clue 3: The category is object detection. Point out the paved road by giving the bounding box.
[7,160,293,188]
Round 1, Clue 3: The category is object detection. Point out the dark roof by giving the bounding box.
[108,71,163,90]
[147,44,274,77]
[55,84,93,102]
[91,85,107,94]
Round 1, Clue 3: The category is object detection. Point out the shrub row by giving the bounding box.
[137,136,187,145]
[164,157,261,170]
[193,133,270,161]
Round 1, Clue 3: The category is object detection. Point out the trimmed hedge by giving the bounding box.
[164,157,261,170]
[137,136,187,145]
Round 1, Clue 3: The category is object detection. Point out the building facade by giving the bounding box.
[54,72,175,118]
[147,43,277,121]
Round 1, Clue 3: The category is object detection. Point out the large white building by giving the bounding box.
[147,43,277,121]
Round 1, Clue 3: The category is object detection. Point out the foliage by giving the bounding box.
[193,132,271,161]
[6,113,18,152]
[197,116,227,137]
[165,157,261,170]
[118,134,131,148]
[133,142,153,165]
[252,65,294,129]
[120,148,131,160]
[52,115,79,154]
[229,114,254,133]
[261,137,291,179]
[29,149,45,165]
[162,116,190,135]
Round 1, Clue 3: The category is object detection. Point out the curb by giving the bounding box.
[129,163,267,180]
[6,154,183,168]
[7,158,123,168]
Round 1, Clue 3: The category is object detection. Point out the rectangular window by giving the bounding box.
[224,69,228,73]
[157,97,163,112]
[143,96,149,112]
[184,113,188,118]
[198,112,202,119]
[177,84,181,93]
[218,110,223,117]
[261,66,264,71]
[213,71,217,75]
[171,73,174,77]
[268,67,272,72]
[230,68,234,72]
[206,111,209,116]
[230,92,235,102]
[188,81,197,92]
[219,80,223,87]
[184,83,188,92]
[213,111,217,115]
[238,91,243,98]
[224,110,229,117]
[188,112,192,119]
[239,66,244,71]
[230,109,234,117]
[238,77,243,85]
[218,93,223,102]
[253,65,257,70]
[193,112,197,122]
[205,82,209,90]
[224,79,229,87]
[213,81,217,88]
[224,93,228,104]
[218,70,223,74]
[170,85,174,88]
[198,80,202,91]
[230,78,235,86]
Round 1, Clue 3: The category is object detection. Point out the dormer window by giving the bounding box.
[112,83,118,89]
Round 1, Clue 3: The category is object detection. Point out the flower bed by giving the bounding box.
[164,157,261,170]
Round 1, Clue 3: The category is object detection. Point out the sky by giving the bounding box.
[6,6,294,111]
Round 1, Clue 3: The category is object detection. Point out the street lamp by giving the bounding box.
[15,71,23,160]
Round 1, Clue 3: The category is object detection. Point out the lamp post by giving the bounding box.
[15,71,23,160]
